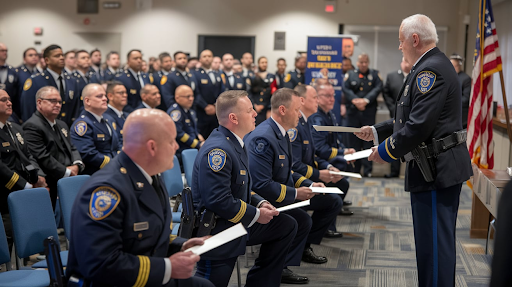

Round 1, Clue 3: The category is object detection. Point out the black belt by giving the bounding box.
[404,130,467,161]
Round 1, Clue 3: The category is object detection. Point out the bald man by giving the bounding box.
[193,49,224,138]
[167,85,203,158]
[71,83,122,175]
[67,109,214,287]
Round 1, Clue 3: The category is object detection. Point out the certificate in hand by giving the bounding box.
[343,149,373,161]
[310,187,344,194]
[184,223,248,255]
[329,170,363,179]
[276,200,311,212]
[312,125,362,133]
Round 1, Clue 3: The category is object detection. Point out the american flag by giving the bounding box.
[467,0,502,169]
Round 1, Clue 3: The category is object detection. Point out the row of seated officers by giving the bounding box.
[0,85,355,286]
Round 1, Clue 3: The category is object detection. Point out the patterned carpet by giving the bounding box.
[228,177,493,287]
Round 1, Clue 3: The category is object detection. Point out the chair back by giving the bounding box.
[0,212,10,265]
[8,188,59,259]
[57,175,90,238]
[44,236,66,287]
[161,156,184,197]
[181,149,198,186]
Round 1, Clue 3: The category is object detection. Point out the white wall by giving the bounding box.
[0,0,471,69]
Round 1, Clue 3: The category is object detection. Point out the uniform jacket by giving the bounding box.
[458,71,472,129]
[66,151,186,286]
[283,69,305,89]
[115,70,151,112]
[70,111,122,175]
[245,118,313,207]
[160,70,200,112]
[221,71,246,91]
[1,66,20,119]
[192,126,264,260]
[249,73,275,109]
[74,70,97,92]
[104,106,128,144]
[193,68,224,111]
[167,103,200,153]
[374,47,472,192]
[342,69,383,116]
[309,108,346,161]
[383,69,406,118]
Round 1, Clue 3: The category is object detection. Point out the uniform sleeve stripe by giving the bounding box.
[100,156,110,169]
[169,234,177,244]
[314,161,318,169]
[295,177,307,188]
[305,166,313,178]
[191,139,199,148]
[134,255,150,287]
[229,200,247,223]
[180,134,190,143]
[377,138,396,163]
[276,184,287,203]
[384,138,398,160]
[5,172,19,190]
[328,147,337,160]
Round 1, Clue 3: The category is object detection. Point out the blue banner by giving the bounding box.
[305,37,344,91]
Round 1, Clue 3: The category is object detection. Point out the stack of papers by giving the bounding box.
[310,187,344,194]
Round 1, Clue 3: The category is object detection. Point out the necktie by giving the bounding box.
[4,124,21,151]
[100,118,112,136]
[137,72,145,88]
[58,75,65,100]
[151,175,167,210]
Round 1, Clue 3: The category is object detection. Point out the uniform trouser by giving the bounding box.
[301,193,342,244]
[195,213,298,287]
[347,110,375,175]
[410,184,461,287]
[327,178,350,231]
[166,277,214,287]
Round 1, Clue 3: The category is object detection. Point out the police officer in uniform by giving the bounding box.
[220,53,246,91]
[275,58,287,89]
[152,53,174,102]
[98,51,121,83]
[21,45,81,126]
[160,51,200,112]
[250,56,276,125]
[16,47,39,114]
[71,84,121,175]
[134,84,161,110]
[283,56,306,89]
[0,43,20,122]
[246,88,342,284]
[194,49,224,138]
[343,53,382,177]
[356,14,472,287]
[115,49,151,112]
[449,53,472,129]
[66,108,214,287]
[105,81,129,143]
[167,85,203,159]
[192,90,297,287]
[73,50,96,91]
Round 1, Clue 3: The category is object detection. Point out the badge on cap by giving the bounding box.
[287,128,298,142]
[208,148,226,172]
[416,71,436,94]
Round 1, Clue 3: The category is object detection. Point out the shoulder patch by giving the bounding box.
[254,137,270,154]
[221,73,226,84]
[208,148,226,172]
[170,110,181,122]
[74,121,88,136]
[246,78,251,86]
[149,73,154,84]
[284,74,291,83]
[160,75,167,86]
[416,71,436,94]
[89,186,121,220]
[23,78,32,91]
[287,128,298,142]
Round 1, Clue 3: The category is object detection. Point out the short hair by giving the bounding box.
[159,52,171,62]
[43,45,62,59]
[23,48,38,59]
[257,56,267,63]
[35,86,59,101]
[106,51,119,61]
[106,80,124,95]
[140,84,156,96]
[173,51,186,59]
[295,55,306,64]
[294,85,308,98]
[82,83,104,101]
[75,50,89,57]
[277,58,286,63]
[90,49,100,56]
[64,50,75,58]
[222,53,233,60]
[271,88,298,111]
[342,56,352,62]
[127,49,142,60]
[233,59,241,65]
[188,57,198,63]
[401,14,438,45]
[216,90,248,123]
[358,53,370,62]
[450,53,463,66]
[314,78,331,91]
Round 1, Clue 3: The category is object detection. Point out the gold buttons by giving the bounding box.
[138,233,143,239]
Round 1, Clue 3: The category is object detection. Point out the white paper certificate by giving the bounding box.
[276,200,311,212]
[329,170,363,178]
[343,149,373,161]
[310,187,344,194]
[184,223,247,255]
[312,125,362,133]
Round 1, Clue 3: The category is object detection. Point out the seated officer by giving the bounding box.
[283,55,306,89]
[310,80,356,215]
[289,85,348,236]
[135,84,161,110]
[246,88,342,284]
[192,90,297,287]
[66,108,214,287]
[71,83,122,175]
[115,49,150,112]
[105,81,129,143]
[20,44,81,126]
[167,85,203,158]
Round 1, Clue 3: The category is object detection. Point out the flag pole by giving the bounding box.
[498,71,512,143]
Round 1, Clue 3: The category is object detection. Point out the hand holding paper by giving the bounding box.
[276,200,311,212]
[313,125,362,133]
[343,149,373,161]
[310,187,344,194]
[184,223,248,255]
[329,170,362,179]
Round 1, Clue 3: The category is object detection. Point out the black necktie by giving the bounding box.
[58,75,65,99]
[151,175,167,210]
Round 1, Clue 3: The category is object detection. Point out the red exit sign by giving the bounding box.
[325,0,336,13]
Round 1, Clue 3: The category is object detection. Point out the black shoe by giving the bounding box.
[339,208,354,216]
[343,200,352,206]
[281,268,309,284]
[302,247,328,264]
[324,230,343,238]
[384,173,399,178]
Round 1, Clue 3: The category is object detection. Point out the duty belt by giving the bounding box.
[404,129,467,162]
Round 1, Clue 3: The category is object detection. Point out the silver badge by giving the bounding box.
[403,85,409,97]
[69,90,74,100]
[351,81,357,86]
[191,82,196,91]
[15,133,24,145]
[368,74,373,81]
[8,75,14,84]
[61,128,68,137]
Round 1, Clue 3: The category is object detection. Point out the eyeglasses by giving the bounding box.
[178,95,194,99]
[0,97,11,102]
[319,94,335,99]
[40,98,63,105]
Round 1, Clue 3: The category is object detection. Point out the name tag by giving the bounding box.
[97,134,105,138]
[201,79,208,84]
[130,89,136,94]
[133,222,149,231]
[303,140,309,144]
[240,170,246,175]
[2,142,10,147]
[279,155,285,160]
[185,119,190,123]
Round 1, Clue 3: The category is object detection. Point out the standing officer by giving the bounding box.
[167,85,203,159]
[152,52,173,97]
[0,43,20,123]
[74,50,96,90]
[194,49,224,138]
[23,86,84,208]
[192,90,297,287]
[240,52,254,80]
[17,48,39,101]
[382,57,412,178]
[343,53,382,177]
[356,14,472,287]
[246,88,342,284]
[105,81,129,143]
[100,51,121,82]
[250,56,275,125]
[66,108,214,287]
[115,49,150,112]
[71,83,121,175]
[221,53,246,91]
[283,56,306,89]
[63,51,77,76]
[89,49,102,79]
[20,44,81,126]
[275,58,287,89]
[160,51,200,112]
[449,53,472,129]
